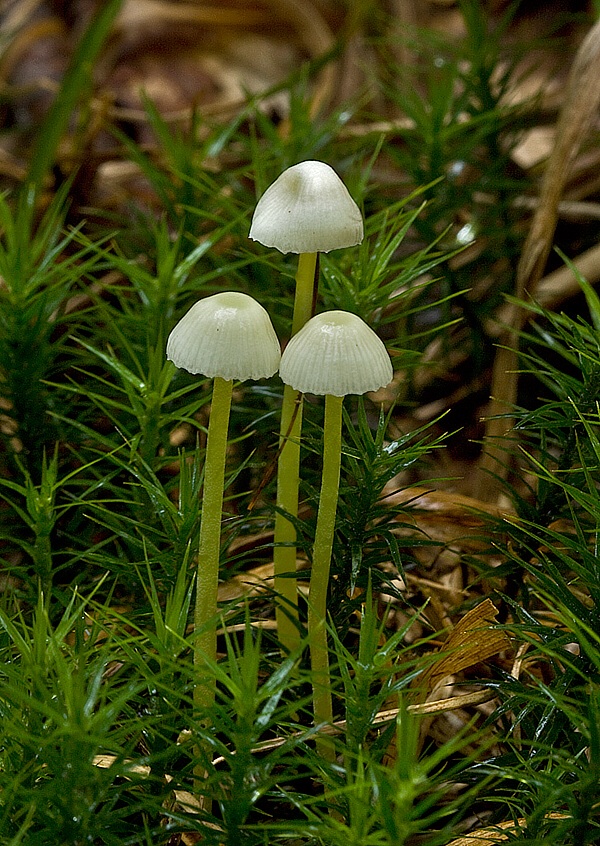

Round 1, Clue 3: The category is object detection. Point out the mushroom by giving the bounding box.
[166,291,280,706]
[248,160,364,255]
[279,310,393,756]
[249,161,364,654]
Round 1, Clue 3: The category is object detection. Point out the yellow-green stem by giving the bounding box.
[291,252,318,334]
[194,376,233,710]
[308,393,343,762]
[273,251,317,654]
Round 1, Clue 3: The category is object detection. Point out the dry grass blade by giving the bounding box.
[487,241,600,329]
[206,690,498,768]
[446,813,571,846]
[516,16,600,302]
[477,17,600,500]
[534,240,600,308]
[445,819,521,846]
[116,0,269,29]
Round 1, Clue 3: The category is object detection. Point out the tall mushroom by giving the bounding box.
[166,291,281,709]
[249,161,363,654]
[279,310,393,758]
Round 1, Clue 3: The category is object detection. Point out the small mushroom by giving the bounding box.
[166,290,280,381]
[167,291,280,708]
[248,159,363,255]
[279,310,392,756]
[278,310,393,397]
[249,161,364,654]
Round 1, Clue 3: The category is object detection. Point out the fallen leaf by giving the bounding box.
[420,598,512,699]
[446,813,570,846]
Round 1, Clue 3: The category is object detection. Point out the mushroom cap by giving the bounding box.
[248,160,364,254]
[279,310,393,396]
[166,292,281,381]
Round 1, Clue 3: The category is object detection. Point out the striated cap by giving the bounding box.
[279,310,393,396]
[248,160,364,254]
[166,291,281,381]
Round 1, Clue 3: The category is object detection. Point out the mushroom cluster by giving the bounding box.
[166,161,394,755]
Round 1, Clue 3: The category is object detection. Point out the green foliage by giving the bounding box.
[3,1,600,841]
[0,446,94,595]
[194,616,312,843]
[0,593,161,844]
[330,403,451,611]
[380,0,534,373]
[509,299,600,527]
[319,190,464,349]
[335,584,426,755]
[472,289,600,842]
[0,186,105,467]
[25,0,123,192]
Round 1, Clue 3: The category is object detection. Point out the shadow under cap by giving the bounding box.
[166,291,281,381]
[279,310,393,396]
[249,160,364,254]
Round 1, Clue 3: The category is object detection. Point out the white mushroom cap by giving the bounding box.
[166,292,281,381]
[279,311,393,397]
[248,160,364,254]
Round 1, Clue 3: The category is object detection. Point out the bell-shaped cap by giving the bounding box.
[248,160,364,254]
[279,310,393,396]
[167,291,281,381]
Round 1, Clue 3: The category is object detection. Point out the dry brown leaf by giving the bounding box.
[386,485,510,553]
[217,560,276,602]
[446,819,521,846]
[383,599,510,767]
[419,598,511,700]
[446,813,570,846]
[386,600,510,766]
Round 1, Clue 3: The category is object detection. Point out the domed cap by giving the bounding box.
[248,160,364,254]
[166,292,281,381]
[279,310,393,396]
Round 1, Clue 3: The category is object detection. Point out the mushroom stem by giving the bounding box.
[292,251,318,333]
[194,375,234,705]
[166,292,280,793]
[273,251,317,654]
[308,392,343,762]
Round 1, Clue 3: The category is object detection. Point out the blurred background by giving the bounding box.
[1,0,596,208]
